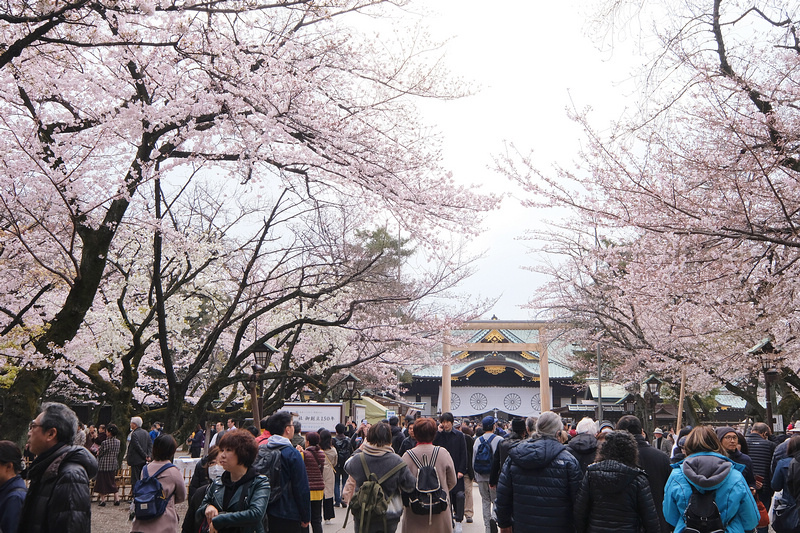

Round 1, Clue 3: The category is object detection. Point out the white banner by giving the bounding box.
[283,402,343,432]
[439,386,542,417]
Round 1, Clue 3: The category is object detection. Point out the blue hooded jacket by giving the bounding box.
[0,474,26,533]
[663,451,760,533]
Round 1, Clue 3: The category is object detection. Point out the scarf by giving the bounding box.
[361,442,393,457]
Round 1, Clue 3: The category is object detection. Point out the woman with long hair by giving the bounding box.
[301,431,325,533]
[663,425,759,532]
[574,431,661,533]
[95,424,121,506]
[319,429,337,525]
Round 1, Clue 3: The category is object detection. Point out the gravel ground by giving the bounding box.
[91,498,189,533]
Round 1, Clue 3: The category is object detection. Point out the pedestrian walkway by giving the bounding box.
[91,483,487,533]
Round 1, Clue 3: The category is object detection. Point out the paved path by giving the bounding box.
[92,483,489,533]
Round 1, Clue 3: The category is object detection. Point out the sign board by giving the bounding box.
[385,410,396,419]
[354,404,366,424]
[283,403,343,433]
[775,414,784,434]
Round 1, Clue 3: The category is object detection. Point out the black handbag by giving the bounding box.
[773,496,800,533]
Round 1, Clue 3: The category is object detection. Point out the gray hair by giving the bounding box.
[40,403,78,444]
[526,416,538,434]
[536,411,563,437]
[576,417,598,435]
[130,416,143,428]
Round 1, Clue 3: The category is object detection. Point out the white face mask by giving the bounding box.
[208,464,224,479]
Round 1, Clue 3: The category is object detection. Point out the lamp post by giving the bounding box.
[343,373,361,423]
[250,342,277,426]
[644,375,662,437]
[747,337,781,432]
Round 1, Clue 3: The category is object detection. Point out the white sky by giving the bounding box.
[410,0,643,319]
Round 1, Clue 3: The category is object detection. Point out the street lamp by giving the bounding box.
[343,373,361,423]
[747,337,781,432]
[250,342,277,425]
[644,375,662,436]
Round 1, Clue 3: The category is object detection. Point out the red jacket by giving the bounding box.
[303,446,325,492]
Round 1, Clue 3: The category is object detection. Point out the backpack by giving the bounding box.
[474,434,496,475]
[406,447,449,524]
[253,443,289,504]
[683,486,725,533]
[132,463,177,521]
[344,453,407,533]
[334,436,352,469]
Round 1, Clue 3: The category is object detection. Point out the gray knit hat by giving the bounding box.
[536,411,563,437]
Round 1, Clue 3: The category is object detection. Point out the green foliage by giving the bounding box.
[0,365,18,389]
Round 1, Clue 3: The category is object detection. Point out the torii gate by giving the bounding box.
[441,320,552,414]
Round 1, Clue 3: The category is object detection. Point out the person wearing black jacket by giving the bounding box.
[567,418,600,474]
[745,422,777,532]
[616,415,671,533]
[489,418,527,487]
[434,412,468,533]
[574,431,661,533]
[18,402,99,533]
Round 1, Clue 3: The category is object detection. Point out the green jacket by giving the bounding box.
[197,470,270,533]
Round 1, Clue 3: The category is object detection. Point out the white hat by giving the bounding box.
[654,428,663,435]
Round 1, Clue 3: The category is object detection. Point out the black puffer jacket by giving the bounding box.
[19,443,98,533]
[567,433,599,474]
[496,435,583,533]
[574,460,661,533]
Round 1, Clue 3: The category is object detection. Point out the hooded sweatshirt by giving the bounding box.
[495,435,583,533]
[663,451,760,533]
[574,459,661,533]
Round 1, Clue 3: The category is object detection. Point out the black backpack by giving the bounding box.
[253,443,290,504]
[405,447,448,524]
[334,436,352,469]
[474,434,496,475]
[132,463,177,520]
[684,486,725,533]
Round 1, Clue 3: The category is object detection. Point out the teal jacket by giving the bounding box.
[663,451,759,533]
[197,469,270,533]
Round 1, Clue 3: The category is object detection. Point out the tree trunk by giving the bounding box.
[0,368,55,445]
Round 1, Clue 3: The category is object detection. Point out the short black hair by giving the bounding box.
[266,411,293,436]
[245,425,260,437]
[597,431,639,467]
[389,416,399,426]
[260,417,270,431]
[616,415,643,436]
[439,412,454,424]
[335,423,346,434]
[152,434,177,461]
[0,441,23,473]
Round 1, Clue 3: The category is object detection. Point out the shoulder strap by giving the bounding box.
[151,463,177,478]
[430,446,439,467]
[407,449,424,469]
[479,436,486,445]
[359,452,372,478]
[377,461,407,485]
[487,434,495,444]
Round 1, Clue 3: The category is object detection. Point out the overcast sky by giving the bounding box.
[409,1,642,319]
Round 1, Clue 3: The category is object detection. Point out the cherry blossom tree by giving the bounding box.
[0,0,497,441]
[502,0,800,421]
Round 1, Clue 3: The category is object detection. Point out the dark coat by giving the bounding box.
[745,432,776,490]
[197,469,270,533]
[433,428,467,492]
[0,474,26,533]
[495,435,583,533]
[18,443,98,533]
[490,431,522,486]
[126,426,152,467]
[728,448,756,488]
[398,436,416,457]
[574,460,661,533]
[631,434,671,533]
[256,439,311,523]
[567,433,599,474]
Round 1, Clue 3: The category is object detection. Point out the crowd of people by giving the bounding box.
[2,402,800,533]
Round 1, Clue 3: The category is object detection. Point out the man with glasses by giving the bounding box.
[18,402,98,533]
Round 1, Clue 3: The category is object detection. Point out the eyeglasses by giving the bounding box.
[29,421,43,430]
[722,435,738,441]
